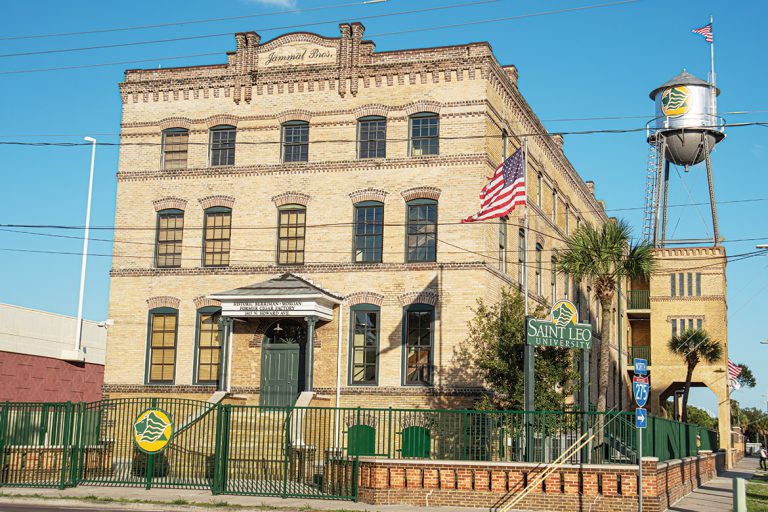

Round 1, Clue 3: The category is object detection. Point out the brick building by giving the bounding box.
[105,23,625,411]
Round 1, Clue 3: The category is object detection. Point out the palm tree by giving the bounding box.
[558,219,654,413]
[668,328,723,423]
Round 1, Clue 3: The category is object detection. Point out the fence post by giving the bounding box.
[58,402,72,490]
[387,407,392,459]
[68,402,85,487]
[0,402,7,484]
[212,403,223,495]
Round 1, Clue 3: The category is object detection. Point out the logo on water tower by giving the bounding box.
[133,408,174,454]
[661,86,691,117]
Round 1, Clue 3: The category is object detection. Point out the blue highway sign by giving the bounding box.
[634,358,647,375]
[633,375,649,408]
[636,408,647,429]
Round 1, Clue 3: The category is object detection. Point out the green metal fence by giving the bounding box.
[0,398,720,498]
[626,346,652,365]
[627,290,650,309]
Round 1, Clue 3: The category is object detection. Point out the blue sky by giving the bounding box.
[1,0,766,412]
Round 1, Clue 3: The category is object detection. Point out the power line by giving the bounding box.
[0,0,640,75]
[1,121,767,145]
[0,0,501,59]
[0,0,393,41]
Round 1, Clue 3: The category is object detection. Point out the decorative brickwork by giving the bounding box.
[272,191,311,207]
[345,291,385,307]
[204,114,239,128]
[276,110,313,124]
[198,195,236,210]
[349,188,387,204]
[398,290,438,307]
[403,100,442,116]
[193,296,221,309]
[353,104,389,119]
[146,296,180,310]
[159,117,193,130]
[400,186,441,203]
[152,196,187,212]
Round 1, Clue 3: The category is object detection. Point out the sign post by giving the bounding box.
[632,358,648,512]
[525,300,593,462]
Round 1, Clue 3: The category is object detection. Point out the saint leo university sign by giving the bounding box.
[526,300,593,350]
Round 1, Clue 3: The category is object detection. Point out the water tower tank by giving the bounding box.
[648,70,724,166]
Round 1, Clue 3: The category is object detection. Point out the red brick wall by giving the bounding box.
[357,452,721,511]
[0,351,103,402]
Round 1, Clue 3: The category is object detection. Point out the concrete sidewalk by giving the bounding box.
[666,455,758,512]
[0,485,485,512]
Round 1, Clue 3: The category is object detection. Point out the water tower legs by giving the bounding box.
[704,136,720,246]
[660,161,671,245]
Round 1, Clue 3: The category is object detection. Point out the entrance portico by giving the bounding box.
[208,273,343,406]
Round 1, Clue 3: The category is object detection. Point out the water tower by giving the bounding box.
[642,70,725,247]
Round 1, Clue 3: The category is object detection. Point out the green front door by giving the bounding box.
[260,320,306,407]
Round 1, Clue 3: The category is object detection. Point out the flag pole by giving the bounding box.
[522,137,534,461]
[709,15,717,122]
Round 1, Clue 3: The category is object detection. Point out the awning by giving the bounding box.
[207,273,343,321]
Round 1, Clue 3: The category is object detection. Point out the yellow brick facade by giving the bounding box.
[105,24,622,410]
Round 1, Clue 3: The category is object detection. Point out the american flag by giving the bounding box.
[692,23,713,43]
[728,360,742,380]
[462,148,526,223]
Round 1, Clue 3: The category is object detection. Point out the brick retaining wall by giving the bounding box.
[357,451,723,511]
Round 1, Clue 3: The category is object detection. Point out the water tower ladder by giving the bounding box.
[642,139,662,242]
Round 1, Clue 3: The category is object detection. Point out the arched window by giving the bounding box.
[146,307,178,384]
[551,256,557,300]
[349,304,380,385]
[162,128,189,169]
[195,307,222,385]
[277,204,306,265]
[501,129,509,159]
[209,125,236,166]
[518,228,526,290]
[281,120,309,162]
[155,208,183,268]
[409,112,439,156]
[354,201,383,263]
[203,207,232,267]
[406,199,437,263]
[403,303,434,386]
[357,116,386,159]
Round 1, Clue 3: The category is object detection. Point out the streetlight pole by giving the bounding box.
[64,137,96,361]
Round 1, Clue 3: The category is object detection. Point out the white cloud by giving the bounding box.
[247,0,298,7]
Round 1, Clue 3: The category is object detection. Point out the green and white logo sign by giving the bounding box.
[526,299,592,350]
[133,408,174,454]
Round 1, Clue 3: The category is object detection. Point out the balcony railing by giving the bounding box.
[627,290,650,310]
[626,346,651,365]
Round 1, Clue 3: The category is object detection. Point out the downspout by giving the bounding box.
[335,303,344,448]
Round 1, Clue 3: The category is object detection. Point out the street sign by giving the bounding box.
[633,374,650,408]
[636,408,647,429]
[634,358,647,375]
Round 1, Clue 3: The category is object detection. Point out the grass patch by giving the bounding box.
[0,491,361,511]
[748,476,768,512]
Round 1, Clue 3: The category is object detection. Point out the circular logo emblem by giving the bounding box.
[661,86,691,117]
[551,300,578,326]
[133,408,174,454]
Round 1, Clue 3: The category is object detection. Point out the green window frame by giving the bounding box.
[281,120,309,162]
[501,130,508,159]
[348,304,380,386]
[277,204,306,265]
[565,204,570,235]
[696,273,701,296]
[194,307,222,385]
[354,201,384,263]
[145,307,178,384]
[409,112,439,156]
[209,125,236,167]
[536,173,543,207]
[161,128,189,169]
[552,189,558,223]
[203,207,231,267]
[535,243,543,296]
[357,116,387,159]
[155,208,183,268]
[551,256,557,300]
[499,217,507,273]
[670,273,676,296]
[406,199,437,263]
[402,303,434,386]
